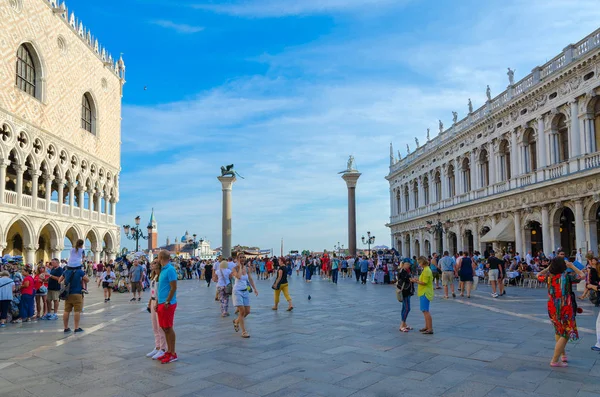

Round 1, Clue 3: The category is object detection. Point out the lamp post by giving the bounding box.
[190,234,205,258]
[361,231,375,258]
[334,241,342,257]
[122,215,150,252]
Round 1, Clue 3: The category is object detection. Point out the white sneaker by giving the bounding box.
[152,350,166,360]
[492,293,498,298]
[146,348,159,357]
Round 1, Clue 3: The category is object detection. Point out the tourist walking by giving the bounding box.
[487,251,504,298]
[0,271,15,328]
[439,251,456,299]
[359,256,369,284]
[411,256,434,334]
[272,258,293,311]
[101,265,116,302]
[157,250,179,364]
[146,259,167,360]
[397,260,415,332]
[215,260,232,317]
[204,260,213,288]
[457,251,475,298]
[539,257,584,367]
[232,257,259,338]
[59,260,88,333]
[129,260,144,302]
[331,255,340,284]
[353,256,360,282]
[18,265,35,323]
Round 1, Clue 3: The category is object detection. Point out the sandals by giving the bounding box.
[419,327,427,332]
[399,327,409,332]
[550,361,568,367]
[561,354,568,363]
[233,319,239,332]
[272,307,278,311]
[286,307,294,311]
[241,331,250,338]
[421,330,434,335]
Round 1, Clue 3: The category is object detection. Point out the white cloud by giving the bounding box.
[150,19,204,33]
[192,0,406,17]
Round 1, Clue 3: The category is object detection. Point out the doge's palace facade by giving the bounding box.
[0,0,123,264]
[387,28,600,259]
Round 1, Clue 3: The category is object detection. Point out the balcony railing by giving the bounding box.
[0,191,116,224]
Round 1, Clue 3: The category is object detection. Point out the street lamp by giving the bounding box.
[361,231,375,257]
[122,215,150,252]
[334,241,342,256]
[189,234,205,258]
[426,215,452,235]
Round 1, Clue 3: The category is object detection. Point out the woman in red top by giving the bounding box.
[19,265,36,322]
[266,259,274,280]
[34,265,49,320]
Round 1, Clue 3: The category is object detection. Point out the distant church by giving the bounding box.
[146,210,213,258]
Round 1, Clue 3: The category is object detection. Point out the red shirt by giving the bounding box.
[21,275,34,295]
[266,261,273,271]
[97,263,104,273]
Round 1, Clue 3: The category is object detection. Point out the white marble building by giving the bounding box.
[0,0,124,264]
[387,28,600,258]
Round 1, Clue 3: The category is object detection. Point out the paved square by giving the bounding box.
[1,275,600,396]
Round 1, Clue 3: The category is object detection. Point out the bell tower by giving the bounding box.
[147,208,158,251]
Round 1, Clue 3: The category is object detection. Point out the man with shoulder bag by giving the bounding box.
[58,262,88,333]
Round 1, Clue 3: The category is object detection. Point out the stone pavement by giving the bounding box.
[1,273,600,397]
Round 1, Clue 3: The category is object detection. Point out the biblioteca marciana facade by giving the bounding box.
[0,0,124,264]
[387,28,600,258]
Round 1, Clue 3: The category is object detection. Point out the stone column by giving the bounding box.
[574,199,586,252]
[95,192,102,214]
[586,219,598,255]
[68,181,75,216]
[30,171,40,209]
[111,200,117,221]
[429,170,436,204]
[430,232,438,256]
[51,247,63,260]
[488,144,497,187]
[570,100,581,157]
[24,245,36,265]
[408,181,415,210]
[470,151,478,191]
[104,195,109,217]
[441,166,448,200]
[342,171,361,257]
[77,186,84,215]
[0,160,8,204]
[45,175,52,212]
[88,188,93,219]
[218,176,237,258]
[541,205,551,254]
[16,165,24,207]
[92,249,101,264]
[56,178,64,214]
[514,210,523,256]
[510,130,519,184]
[536,116,548,176]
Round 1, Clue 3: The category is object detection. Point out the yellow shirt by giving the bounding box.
[418,266,434,300]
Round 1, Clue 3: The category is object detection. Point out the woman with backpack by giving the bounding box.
[397,260,415,332]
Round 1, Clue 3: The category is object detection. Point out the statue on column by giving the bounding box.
[486,85,492,101]
[339,155,357,174]
[507,68,515,85]
[220,164,244,179]
[468,98,473,114]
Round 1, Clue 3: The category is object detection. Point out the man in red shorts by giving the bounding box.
[157,250,178,364]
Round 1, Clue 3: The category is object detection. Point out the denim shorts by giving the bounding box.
[232,290,250,307]
[419,295,431,312]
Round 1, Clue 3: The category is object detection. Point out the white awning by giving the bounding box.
[480,218,515,243]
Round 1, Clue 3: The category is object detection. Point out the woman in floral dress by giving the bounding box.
[540,255,584,367]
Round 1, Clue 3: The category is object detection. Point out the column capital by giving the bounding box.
[0,159,10,168]
[29,169,41,177]
[14,164,25,173]
[217,176,237,190]
[341,172,361,189]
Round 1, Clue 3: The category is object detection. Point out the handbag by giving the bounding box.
[589,289,600,306]
[220,270,233,295]
[37,285,48,294]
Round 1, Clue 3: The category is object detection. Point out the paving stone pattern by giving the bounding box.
[1,274,600,396]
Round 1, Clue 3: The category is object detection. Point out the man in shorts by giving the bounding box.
[487,250,504,298]
[129,259,144,302]
[157,250,178,364]
[439,251,457,299]
[58,262,88,333]
[46,258,63,320]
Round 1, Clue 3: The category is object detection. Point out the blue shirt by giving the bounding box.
[130,265,144,282]
[439,256,456,272]
[359,259,369,272]
[62,268,85,294]
[158,263,177,304]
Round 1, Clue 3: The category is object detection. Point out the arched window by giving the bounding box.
[403,186,409,211]
[447,164,456,197]
[423,176,429,205]
[499,139,511,181]
[555,115,569,163]
[462,157,471,193]
[434,171,441,202]
[523,129,537,173]
[81,93,96,134]
[395,189,401,214]
[16,45,36,97]
[413,180,419,208]
[479,149,489,186]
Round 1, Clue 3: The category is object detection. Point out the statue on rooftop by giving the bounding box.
[415,137,420,148]
[406,144,411,155]
[486,85,492,101]
[468,98,473,114]
[438,120,443,134]
[452,111,458,124]
[426,128,430,141]
[507,68,515,85]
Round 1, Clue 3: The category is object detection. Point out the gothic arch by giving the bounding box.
[4,215,35,248]
[85,227,102,251]
[102,230,116,251]
[64,224,83,245]
[37,220,61,248]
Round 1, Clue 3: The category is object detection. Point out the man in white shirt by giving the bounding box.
[525,251,533,265]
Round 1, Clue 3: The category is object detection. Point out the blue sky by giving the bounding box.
[69,0,600,252]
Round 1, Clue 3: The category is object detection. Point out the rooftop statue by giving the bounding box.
[486,85,492,101]
[220,164,244,179]
[406,144,411,154]
[468,98,473,113]
[338,155,357,174]
[426,128,430,141]
[438,119,443,134]
[415,137,420,148]
[452,111,458,124]
[507,68,515,85]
